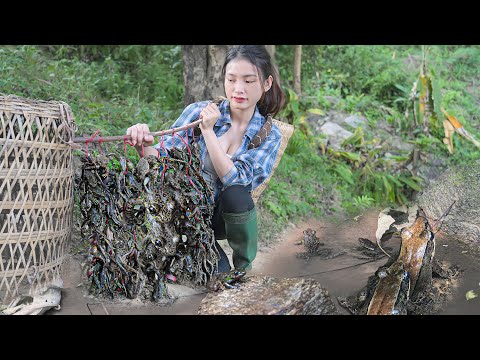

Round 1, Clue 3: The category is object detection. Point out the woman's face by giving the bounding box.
[224,58,272,113]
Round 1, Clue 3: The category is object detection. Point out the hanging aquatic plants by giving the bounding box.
[75,137,219,303]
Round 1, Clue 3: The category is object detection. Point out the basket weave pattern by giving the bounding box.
[0,95,75,303]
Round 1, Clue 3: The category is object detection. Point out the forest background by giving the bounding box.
[1,45,479,245]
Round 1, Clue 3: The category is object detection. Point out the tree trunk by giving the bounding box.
[182,45,230,106]
[182,45,208,106]
[265,45,278,75]
[265,45,276,61]
[206,45,229,100]
[293,45,302,96]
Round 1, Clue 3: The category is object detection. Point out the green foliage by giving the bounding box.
[0,45,184,139]
[332,153,421,207]
[274,44,479,218]
[440,46,480,81]
[278,88,300,124]
[342,194,375,215]
[260,132,335,223]
[285,129,310,156]
[331,161,355,185]
[324,125,424,208]
[2,44,479,230]
[409,133,443,152]
[296,46,412,107]
[353,195,375,209]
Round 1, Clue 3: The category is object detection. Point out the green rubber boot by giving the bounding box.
[223,207,258,271]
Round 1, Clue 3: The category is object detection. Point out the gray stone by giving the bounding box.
[326,111,350,126]
[198,275,339,315]
[343,115,368,129]
[305,114,327,133]
[319,122,353,150]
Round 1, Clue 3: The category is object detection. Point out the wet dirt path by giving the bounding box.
[50,209,480,315]
[249,209,390,315]
[250,209,480,315]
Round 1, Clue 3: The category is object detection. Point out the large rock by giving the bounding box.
[343,115,368,130]
[416,160,480,252]
[319,122,353,150]
[198,275,339,315]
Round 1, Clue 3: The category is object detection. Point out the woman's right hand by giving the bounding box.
[126,123,154,147]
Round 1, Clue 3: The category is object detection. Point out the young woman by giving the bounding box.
[126,45,285,273]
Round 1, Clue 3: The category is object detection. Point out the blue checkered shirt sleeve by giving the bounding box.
[153,102,204,151]
[220,124,282,191]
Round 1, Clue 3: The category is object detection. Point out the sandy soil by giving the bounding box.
[48,208,480,315]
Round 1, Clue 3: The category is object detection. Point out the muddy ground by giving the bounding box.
[49,209,480,315]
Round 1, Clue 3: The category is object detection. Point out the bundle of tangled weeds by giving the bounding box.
[75,139,219,302]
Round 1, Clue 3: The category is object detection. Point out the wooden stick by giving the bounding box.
[432,200,457,233]
[72,118,202,144]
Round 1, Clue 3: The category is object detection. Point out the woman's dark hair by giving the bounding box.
[222,45,285,118]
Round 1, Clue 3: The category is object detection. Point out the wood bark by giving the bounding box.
[182,45,230,105]
[265,45,276,60]
[293,45,302,96]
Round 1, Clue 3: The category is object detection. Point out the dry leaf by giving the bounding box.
[376,208,395,242]
[442,119,455,154]
[465,290,478,300]
[392,205,417,231]
[442,107,480,149]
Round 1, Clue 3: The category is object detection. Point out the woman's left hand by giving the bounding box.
[199,102,221,133]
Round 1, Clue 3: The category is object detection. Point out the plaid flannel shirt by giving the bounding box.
[153,99,281,202]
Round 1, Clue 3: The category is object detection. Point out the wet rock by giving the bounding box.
[198,275,339,315]
[416,160,480,253]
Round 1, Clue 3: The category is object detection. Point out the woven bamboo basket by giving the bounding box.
[0,95,76,304]
[251,119,294,203]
